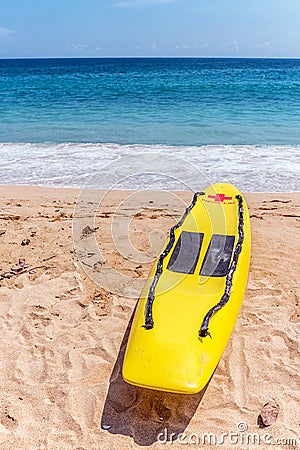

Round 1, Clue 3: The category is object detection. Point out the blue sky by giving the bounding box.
[0,0,299,58]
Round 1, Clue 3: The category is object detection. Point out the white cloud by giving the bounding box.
[257,41,271,49]
[134,45,142,50]
[175,44,192,50]
[193,42,208,50]
[229,40,239,51]
[72,43,88,51]
[115,0,174,7]
[151,43,156,50]
[0,27,15,38]
[176,42,208,51]
[96,46,103,52]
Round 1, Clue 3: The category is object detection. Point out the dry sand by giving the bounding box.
[0,185,299,449]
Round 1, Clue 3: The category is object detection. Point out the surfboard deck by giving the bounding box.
[122,183,251,394]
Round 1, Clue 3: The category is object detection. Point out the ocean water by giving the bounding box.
[0,58,299,191]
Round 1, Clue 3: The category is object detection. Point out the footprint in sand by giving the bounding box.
[0,413,18,430]
[0,403,18,430]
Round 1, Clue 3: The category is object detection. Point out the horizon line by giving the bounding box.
[1,55,300,60]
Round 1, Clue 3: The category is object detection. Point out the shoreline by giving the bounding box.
[1,142,299,193]
[0,184,299,448]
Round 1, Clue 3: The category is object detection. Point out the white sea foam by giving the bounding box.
[0,142,299,192]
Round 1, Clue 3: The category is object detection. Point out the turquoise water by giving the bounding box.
[0,58,299,190]
[1,57,300,145]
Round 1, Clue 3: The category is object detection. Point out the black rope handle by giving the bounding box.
[143,191,205,329]
[198,195,245,338]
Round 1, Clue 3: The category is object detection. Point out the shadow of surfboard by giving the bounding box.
[101,309,211,446]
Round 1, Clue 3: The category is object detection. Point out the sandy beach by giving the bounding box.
[0,185,299,449]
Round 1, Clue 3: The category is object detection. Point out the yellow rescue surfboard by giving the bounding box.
[122,183,251,394]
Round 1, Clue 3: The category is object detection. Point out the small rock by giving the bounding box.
[21,239,30,246]
[81,225,98,238]
[11,259,28,274]
[258,401,280,428]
